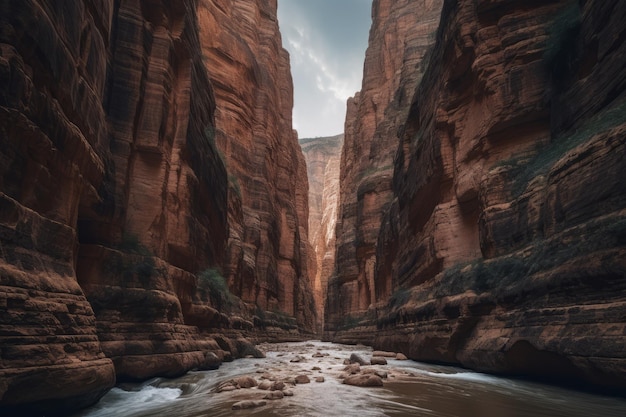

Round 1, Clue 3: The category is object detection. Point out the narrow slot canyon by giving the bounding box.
[1,0,626,416]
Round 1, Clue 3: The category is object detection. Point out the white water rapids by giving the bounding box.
[75,341,626,417]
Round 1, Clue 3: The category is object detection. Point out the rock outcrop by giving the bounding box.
[301,134,343,331]
[325,0,444,340]
[329,0,626,390]
[1,0,315,413]
[197,0,317,335]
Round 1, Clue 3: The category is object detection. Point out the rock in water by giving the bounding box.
[264,391,285,400]
[343,375,384,387]
[370,357,388,366]
[295,375,311,384]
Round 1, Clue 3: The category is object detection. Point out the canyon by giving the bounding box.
[1,0,626,415]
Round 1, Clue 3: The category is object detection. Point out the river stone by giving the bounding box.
[343,374,384,387]
[372,351,397,358]
[283,390,294,397]
[370,357,388,365]
[264,391,284,400]
[295,375,310,384]
[258,380,272,390]
[350,353,369,366]
[271,381,285,391]
[363,368,388,379]
[232,400,267,410]
[234,376,258,389]
[312,352,325,358]
[396,353,408,360]
[315,377,325,383]
[343,363,360,374]
[290,356,305,363]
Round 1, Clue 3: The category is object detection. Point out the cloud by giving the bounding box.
[278,0,372,138]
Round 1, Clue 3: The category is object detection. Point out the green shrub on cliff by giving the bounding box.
[198,268,235,309]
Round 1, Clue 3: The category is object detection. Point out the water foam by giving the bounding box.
[82,386,182,417]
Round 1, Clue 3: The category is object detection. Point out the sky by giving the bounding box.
[277,0,372,139]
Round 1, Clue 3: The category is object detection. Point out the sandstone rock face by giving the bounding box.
[325,0,444,337]
[301,134,343,331]
[197,0,316,334]
[1,0,229,413]
[332,0,626,390]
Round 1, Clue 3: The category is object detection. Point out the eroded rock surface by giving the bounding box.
[197,0,317,334]
[301,134,344,331]
[328,0,626,390]
[325,0,444,341]
[1,0,315,413]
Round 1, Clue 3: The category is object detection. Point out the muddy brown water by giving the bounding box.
[76,341,626,417]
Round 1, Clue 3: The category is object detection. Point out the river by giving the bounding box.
[75,341,626,417]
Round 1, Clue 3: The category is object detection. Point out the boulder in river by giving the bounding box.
[372,351,397,358]
[396,353,408,360]
[271,381,285,391]
[349,353,369,365]
[234,376,258,389]
[363,368,388,379]
[370,357,388,365]
[343,374,384,387]
[264,391,285,400]
[295,375,311,384]
[343,363,360,374]
[258,380,272,390]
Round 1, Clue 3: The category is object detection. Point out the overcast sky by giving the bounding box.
[277,0,372,139]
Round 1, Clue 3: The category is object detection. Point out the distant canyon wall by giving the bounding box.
[326,0,444,339]
[0,0,314,414]
[197,0,316,333]
[327,0,626,390]
[301,134,343,331]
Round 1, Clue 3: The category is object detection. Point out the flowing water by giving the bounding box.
[76,341,626,417]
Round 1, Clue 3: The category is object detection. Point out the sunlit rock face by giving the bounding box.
[301,134,344,331]
[332,0,626,390]
[196,0,317,334]
[0,0,229,413]
[325,0,444,342]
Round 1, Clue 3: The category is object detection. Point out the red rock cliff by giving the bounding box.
[301,134,343,331]
[0,0,232,413]
[332,0,626,390]
[325,0,444,340]
[197,0,316,335]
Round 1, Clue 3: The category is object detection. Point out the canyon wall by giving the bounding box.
[0,0,313,414]
[301,134,343,331]
[197,0,316,334]
[326,0,444,339]
[328,0,626,390]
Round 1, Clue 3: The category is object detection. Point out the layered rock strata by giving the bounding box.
[330,0,626,390]
[301,134,344,331]
[197,0,317,335]
[0,0,240,413]
[325,0,444,338]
